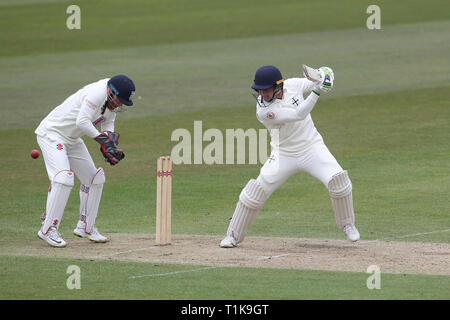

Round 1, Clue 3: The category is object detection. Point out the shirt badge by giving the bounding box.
[92,117,105,127]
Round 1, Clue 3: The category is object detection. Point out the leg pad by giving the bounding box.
[328,170,355,229]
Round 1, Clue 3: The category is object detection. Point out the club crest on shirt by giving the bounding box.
[56,144,63,151]
[266,112,275,120]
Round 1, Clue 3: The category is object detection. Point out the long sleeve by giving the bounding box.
[76,98,102,138]
[101,111,116,132]
[264,92,319,125]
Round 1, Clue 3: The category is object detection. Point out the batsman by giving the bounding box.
[35,75,135,247]
[220,65,360,248]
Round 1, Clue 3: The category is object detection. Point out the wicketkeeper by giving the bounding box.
[220,65,360,248]
[35,75,135,247]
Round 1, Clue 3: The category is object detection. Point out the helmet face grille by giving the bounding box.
[107,75,135,106]
[251,81,284,108]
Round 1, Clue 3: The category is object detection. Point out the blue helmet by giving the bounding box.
[251,65,283,91]
[108,75,135,106]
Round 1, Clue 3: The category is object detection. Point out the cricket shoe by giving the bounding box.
[73,225,108,243]
[220,235,237,248]
[343,224,360,242]
[38,227,67,248]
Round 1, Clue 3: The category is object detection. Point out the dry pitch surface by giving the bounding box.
[12,234,450,276]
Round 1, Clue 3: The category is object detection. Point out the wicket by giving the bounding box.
[156,156,172,245]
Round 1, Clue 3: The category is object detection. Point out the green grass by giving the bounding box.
[1,0,449,58]
[1,256,449,300]
[2,19,450,129]
[0,0,448,301]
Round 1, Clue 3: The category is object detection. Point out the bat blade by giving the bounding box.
[302,64,322,83]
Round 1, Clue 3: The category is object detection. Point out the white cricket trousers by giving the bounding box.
[37,135,99,185]
[257,143,343,197]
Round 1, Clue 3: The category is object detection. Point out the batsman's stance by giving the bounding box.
[35,75,135,247]
[220,65,360,248]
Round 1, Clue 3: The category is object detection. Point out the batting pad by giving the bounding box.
[328,170,354,229]
[82,168,105,234]
[41,170,74,234]
[78,183,89,227]
[227,179,267,244]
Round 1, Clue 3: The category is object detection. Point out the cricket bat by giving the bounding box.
[302,64,322,83]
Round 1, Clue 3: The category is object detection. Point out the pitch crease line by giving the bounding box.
[103,246,158,258]
[376,228,450,241]
[129,266,218,279]
[257,253,291,260]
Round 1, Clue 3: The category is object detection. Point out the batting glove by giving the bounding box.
[313,66,334,94]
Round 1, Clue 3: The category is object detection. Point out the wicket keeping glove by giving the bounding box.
[94,131,125,165]
[313,66,334,94]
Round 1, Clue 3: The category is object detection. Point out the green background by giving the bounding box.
[0,0,449,300]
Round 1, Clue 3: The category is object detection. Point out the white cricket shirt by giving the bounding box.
[35,79,116,145]
[256,78,324,156]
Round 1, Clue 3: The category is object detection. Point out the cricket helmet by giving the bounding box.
[108,75,135,106]
[251,65,283,91]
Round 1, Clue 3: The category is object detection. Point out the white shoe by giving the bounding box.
[38,227,67,247]
[220,235,237,248]
[73,225,108,243]
[343,224,360,242]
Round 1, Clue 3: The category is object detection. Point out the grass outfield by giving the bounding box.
[0,256,449,300]
[1,0,449,58]
[0,0,449,301]
[3,20,450,128]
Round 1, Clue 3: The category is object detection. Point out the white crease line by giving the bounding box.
[258,253,291,260]
[103,246,158,258]
[376,229,450,241]
[103,240,198,258]
[129,266,218,279]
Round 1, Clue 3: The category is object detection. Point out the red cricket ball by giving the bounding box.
[31,149,40,159]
